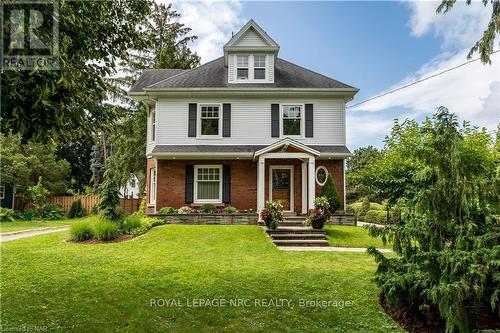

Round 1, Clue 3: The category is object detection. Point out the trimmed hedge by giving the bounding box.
[363,210,388,224]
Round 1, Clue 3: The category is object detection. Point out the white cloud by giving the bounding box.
[346,113,395,148]
[348,1,500,147]
[167,1,245,63]
[407,0,491,51]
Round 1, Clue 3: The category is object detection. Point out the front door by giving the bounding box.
[270,167,293,211]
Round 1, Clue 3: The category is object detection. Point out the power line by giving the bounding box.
[347,50,500,109]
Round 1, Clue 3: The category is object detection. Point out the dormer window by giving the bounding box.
[237,55,249,80]
[254,55,266,80]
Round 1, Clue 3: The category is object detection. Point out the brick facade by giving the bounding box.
[146,158,344,214]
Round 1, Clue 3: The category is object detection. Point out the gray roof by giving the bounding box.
[129,69,186,93]
[151,145,351,155]
[130,57,357,92]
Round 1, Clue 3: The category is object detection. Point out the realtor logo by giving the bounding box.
[1,0,59,70]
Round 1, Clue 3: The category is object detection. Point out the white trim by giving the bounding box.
[280,103,305,139]
[343,159,346,211]
[149,167,157,204]
[194,165,223,204]
[149,104,156,144]
[301,162,307,214]
[308,157,316,210]
[315,166,329,186]
[197,103,223,139]
[269,165,294,212]
[0,186,5,200]
[257,156,265,215]
[254,138,320,157]
[233,54,269,83]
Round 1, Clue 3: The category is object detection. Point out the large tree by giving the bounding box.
[346,146,382,201]
[437,0,499,64]
[1,0,153,142]
[366,108,499,332]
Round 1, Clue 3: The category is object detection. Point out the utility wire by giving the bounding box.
[347,50,500,109]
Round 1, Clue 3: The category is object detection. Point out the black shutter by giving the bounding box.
[185,165,194,203]
[271,104,279,137]
[305,104,313,137]
[223,103,231,137]
[188,103,197,137]
[222,165,231,204]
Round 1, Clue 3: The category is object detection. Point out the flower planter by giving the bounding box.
[311,219,325,229]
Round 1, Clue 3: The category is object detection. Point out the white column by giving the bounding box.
[301,161,307,214]
[308,157,315,210]
[257,156,266,216]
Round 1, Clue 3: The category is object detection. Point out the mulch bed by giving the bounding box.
[66,234,137,244]
[380,293,500,333]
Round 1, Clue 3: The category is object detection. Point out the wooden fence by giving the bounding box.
[18,195,140,215]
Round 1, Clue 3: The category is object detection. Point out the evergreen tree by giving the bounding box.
[320,175,341,213]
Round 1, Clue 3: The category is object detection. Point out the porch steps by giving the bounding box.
[266,215,329,247]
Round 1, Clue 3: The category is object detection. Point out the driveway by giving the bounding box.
[0,227,69,243]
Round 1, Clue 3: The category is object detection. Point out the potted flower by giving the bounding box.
[303,196,331,229]
[260,200,283,230]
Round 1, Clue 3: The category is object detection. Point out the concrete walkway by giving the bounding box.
[0,227,69,243]
[278,246,392,253]
[356,221,386,228]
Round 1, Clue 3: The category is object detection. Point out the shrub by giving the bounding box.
[158,207,175,214]
[320,175,340,213]
[224,206,237,214]
[138,196,147,214]
[27,177,50,208]
[34,204,65,220]
[200,203,216,213]
[131,217,165,236]
[364,210,387,224]
[177,206,193,214]
[69,221,94,241]
[122,213,142,234]
[94,220,120,241]
[348,200,384,220]
[97,169,121,222]
[303,196,331,228]
[68,199,86,218]
[0,208,16,222]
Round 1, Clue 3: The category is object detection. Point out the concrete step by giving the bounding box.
[283,216,306,221]
[271,233,327,240]
[267,227,326,234]
[280,222,305,226]
[272,239,330,247]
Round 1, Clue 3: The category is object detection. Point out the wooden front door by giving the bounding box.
[271,168,292,211]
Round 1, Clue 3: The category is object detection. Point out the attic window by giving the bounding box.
[254,55,266,80]
[237,55,249,80]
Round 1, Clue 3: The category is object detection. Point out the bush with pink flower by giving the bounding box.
[303,196,331,229]
[260,200,283,230]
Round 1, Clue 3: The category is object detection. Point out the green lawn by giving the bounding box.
[0,225,402,332]
[0,216,94,234]
[325,225,392,249]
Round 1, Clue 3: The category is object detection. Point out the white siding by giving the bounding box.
[267,55,274,82]
[151,97,345,151]
[146,104,156,155]
[233,28,268,47]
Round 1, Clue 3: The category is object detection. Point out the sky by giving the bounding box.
[165,0,499,150]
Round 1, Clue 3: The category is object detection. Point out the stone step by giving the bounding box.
[280,222,305,226]
[267,227,326,234]
[272,239,330,247]
[283,216,306,220]
[271,233,327,240]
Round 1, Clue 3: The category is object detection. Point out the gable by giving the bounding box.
[232,27,271,48]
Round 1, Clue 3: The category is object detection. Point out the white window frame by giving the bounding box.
[236,55,249,80]
[315,166,329,186]
[280,103,305,139]
[149,167,157,204]
[150,109,156,143]
[253,55,266,80]
[197,103,222,139]
[0,186,5,199]
[194,165,223,204]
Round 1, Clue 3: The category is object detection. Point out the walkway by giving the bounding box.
[278,246,392,252]
[0,227,69,243]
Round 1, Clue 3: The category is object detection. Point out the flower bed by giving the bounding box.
[149,213,259,225]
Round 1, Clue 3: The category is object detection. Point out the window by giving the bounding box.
[0,186,5,199]
[200,104,220,136]
[195,166,222,202]
[316,166,328,186]
[149,168,156,204]
[130,177,136,188]
[282,105,302,136]
[237,55,249,80]
[150,110,156,142]
[254,55,266,80]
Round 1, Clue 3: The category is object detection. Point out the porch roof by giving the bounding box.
[253,138,320,157]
